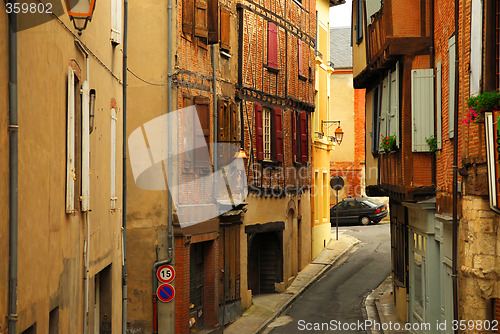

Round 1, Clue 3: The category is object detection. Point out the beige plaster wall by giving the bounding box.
[330,72,355,162]
[352,1,367,78]
[240,193,311,309]
[2,5,124,333]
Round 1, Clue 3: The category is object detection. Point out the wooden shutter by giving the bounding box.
[379,77,389,152]
[411,69,435,152]
[195,0,208,38]
[273,107,283,162]
[298,40,304,76]
[268,22,278,70]
[110,108,117,210]
[218,100,229,142]
[66,67,75,213]
[183,0,195,35]
[255,103,264,161]
[436,62,442,149]
[448,35,456,138]
[470,0,483,96]
[207,0,219,44]
[110,0,122,44]
[292,110,297,162]
[195,96,210,168]
[299,111,308,162]
[389,63,399,141]
[230,102,238,142]
[220,7,231,51]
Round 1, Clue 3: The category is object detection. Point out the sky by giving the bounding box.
[329,0,352,28]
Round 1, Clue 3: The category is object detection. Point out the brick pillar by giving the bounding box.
[203,239,220,329]
[175,236,190,334]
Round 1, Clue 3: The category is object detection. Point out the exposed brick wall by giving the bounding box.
[175,236,190,334]
[202,240,219,329]
[354,89,366,163]
[412,153,432,187]
[330,162,365,201]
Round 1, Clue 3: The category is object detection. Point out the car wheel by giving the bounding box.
[360,216,370,225]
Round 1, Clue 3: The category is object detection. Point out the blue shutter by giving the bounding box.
[411,69,435,152]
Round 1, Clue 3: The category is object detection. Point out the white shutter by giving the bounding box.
[448,36,456,138]
[389,63,400,142]
[412,69,435,152]
[470,0,483,96]
[111,108,117,210]
[436,62,442,149]
[111,0,122,44]
[378,76,389,151]
[66,67,75,213]
[81,81,90,212]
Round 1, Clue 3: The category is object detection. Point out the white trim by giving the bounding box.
[66,67,76,213]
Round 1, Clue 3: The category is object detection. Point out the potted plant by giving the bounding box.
[425,135,438,153]
[380,134,397,153]
[463,91,500,124]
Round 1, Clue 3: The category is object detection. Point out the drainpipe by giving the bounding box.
[152,0,174,329]
[452,0,460,331]
[8,4,18,334]
[122,0,128,332]
[75,39,90,334]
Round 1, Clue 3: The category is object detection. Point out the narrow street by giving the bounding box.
[265,223,391,333]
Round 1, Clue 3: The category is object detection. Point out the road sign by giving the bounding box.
[330,176,345,190]
[157,264,175,283]
[157,283,175,303]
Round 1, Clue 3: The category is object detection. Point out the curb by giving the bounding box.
[254,238,360,334]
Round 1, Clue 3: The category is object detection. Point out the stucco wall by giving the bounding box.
[330,72,355,162]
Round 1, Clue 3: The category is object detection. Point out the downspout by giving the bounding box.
[75,39,89,334]
[452,0,460,331]
[152,0,174,330]
[8,4,18,334]
[430,0,436,187]
[122,0,128,332]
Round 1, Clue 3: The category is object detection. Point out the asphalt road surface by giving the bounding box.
[265,223,391,334]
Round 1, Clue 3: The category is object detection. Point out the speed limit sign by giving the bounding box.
[157,264,175,283]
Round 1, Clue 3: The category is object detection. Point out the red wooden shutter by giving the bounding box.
[207,0,219,44]
[195,96,211,168]
[220,7,231,51]
[268,22,278,70]
[292,110,297,162]
[299,111,308,162]
[255,103,264,161]
[183,0,195,35]
[273,107,283,162]
[195,0,208,38]
[298,39,304,76]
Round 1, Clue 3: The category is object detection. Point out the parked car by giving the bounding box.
[330,197,388,226]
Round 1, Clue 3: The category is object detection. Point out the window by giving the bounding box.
[378,63,400,152]
[298,39,306,79]
[183,95,211,170]
[470,0,483,96]
[411,69,434,152]
[208,0,219,44]
[485,0,500,90]
[264,108,271,161]
[183,0,218,42]
[255,104,283,162]
[218,100,239,165]
[182,0,195,35]
[66,66,89,213]
[110,0,122,44]
[267,22,279,71]
[49,307,59,334]
[448,35,456,138]
[220,7,231,51]
[355,0,364,44]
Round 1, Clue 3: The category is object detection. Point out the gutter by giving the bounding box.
[8,3,19,334]
[122,0,128,332]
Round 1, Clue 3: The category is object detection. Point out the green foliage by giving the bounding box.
[467,91,500,112]
[380,134,397,153]
[426,135,438,153]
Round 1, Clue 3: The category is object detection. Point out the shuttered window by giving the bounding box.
[355,0,363,44]
[299,111,308,162]
[218,100,238,142]
[110,0,122,44]
[263,108,272,161]
[388,63,399,140]
[268,22,278,70]
[448,35,456,138]
[207,0,219,44]
[273,108,283,162]
[220,7,231,51]
[255,103,264,161]
[195,0,208,39]
[378,76,389,152]
[66,67,76,213]
[292,110,297,162]
[183,95,195,169]
[411,69,435,152]
[182,0,195,35]
[195,96,211,169]
[81,81,90,212]
[110,108,117,210]
[436,62,442,149]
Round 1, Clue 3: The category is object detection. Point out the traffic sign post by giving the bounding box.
[157,264,175,283]
[330,176,345,240]
[157,283,175,303]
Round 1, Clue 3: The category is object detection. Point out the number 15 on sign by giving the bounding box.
[157,264,175,283]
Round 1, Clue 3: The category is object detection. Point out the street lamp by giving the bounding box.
[321,120,344,145]
[65,0,96,34]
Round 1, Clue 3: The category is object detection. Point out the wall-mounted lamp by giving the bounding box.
[89,89,96,134]
[65,0,96,34]
[233,148,247,159]
[321,120,344,145]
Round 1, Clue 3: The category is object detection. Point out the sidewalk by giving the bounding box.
[222,233,360,334]
[365,275,408,334]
